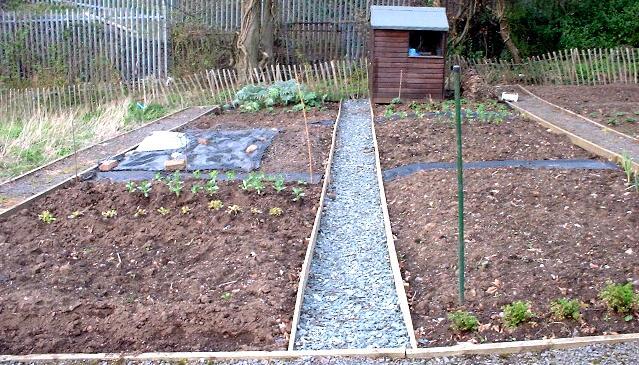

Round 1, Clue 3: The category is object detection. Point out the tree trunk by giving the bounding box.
[260,0,275,67]
[494,0,522,62]
[236,0,261,83]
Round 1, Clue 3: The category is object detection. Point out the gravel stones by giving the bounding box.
[294,99,410,350]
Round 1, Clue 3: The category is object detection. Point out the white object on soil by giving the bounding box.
[136,131,188,152]
[501,92,519,102]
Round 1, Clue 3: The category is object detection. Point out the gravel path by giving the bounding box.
[294,99,410,350]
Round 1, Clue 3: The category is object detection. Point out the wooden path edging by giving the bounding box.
[369,99,418,349]
[517,85,639,143]
[0,106,216,220]
[3,334,639,362]
[506,100,639,174]
[287,100,343,350]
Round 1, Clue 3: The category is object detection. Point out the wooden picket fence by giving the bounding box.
[454,47,639,86]
[1,0,417,85]
[0,58,369,121]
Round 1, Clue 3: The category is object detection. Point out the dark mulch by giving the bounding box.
[385,169,639,347]
[191,104,339,175]
[0,178,320,355]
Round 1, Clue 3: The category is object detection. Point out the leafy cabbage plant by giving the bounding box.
[232,80,326,112]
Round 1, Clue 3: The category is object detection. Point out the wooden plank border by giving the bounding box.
[0,106,217,219]
[368,99,418,349]
[287,100,343,350]
[407,333,639,359]
[517,85,638,143]
[506,100,639,173]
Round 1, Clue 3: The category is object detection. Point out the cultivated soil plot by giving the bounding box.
[0,107,333,355]
[373,104,593,170]
[528,84,639,138]
[376,107,639,346]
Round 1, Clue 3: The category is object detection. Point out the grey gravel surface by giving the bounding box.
[294,99,410,350]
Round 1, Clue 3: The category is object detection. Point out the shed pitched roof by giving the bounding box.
[370,6,449,32]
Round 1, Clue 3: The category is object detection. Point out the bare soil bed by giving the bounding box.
[528,84,639,138]
[0,178,320,355]
[191,104,338,174]
[374,105,593,170]
[386,169,639,347]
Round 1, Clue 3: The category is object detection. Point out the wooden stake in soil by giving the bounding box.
[398,69,403,101]
[295,77,314,184]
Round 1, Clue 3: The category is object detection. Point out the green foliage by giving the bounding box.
[232,80,326,112]
[125,181,137,193]
[125,102,167,124]
[508,0,639,57]
[550,298,582,320]
[620,153,634,184]
[137,181,152,198]
[292,187,305,202]
[448,311,480,333]
[157,207,170,216]
[193,170,202,179]
[502,301,534,328]
[225,170,237,180]
[273,175,286,193]
[38,210,56,224]
[166,171,184,197]
[190,184,203,194]
[599,282,638,313]
[240,172,266,194]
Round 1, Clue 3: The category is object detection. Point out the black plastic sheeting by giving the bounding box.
[114,128,278,172]
[383,159,619,181]
[94,171,324,184]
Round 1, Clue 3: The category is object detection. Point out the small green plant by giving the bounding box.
[38,210,56,224]
[599,282,638,313]
[227,204,242,216]
[502,301,534,328]
[250,207,263,215]
[226,170,237,180]
[269,207,283,216]
[205,179,219,195]
[101,209,117,219]
[239,179,251,191]
[384,105,396,118]
[273,175,286,192]
[292,187,305,202]
[157,207,170,216]
[221,292,232,300]
[620,153,634,184]
[67,210,83,219]
[209,170,219,180]
[208,200,223,210]
[550,298,582,320]
[125,181,137,193]
[134,207,147,217]
[390,97,402,105]
[448,310,480,333]
[181,206,191,214]
[137,181,152,198]
[608,118,620,126]
[167,171,184,197]
[154,172,164,182]
[397,111,408,119]
[191,184,203,194]
[193,170,202,179]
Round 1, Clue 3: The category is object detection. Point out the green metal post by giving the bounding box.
[452,65,465,304]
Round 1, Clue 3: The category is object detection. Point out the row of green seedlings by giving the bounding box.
[36,170,305,224]
[383,98,509,124]
[448,282,639,334]
[599,110,639,127]
[620,153,639,193]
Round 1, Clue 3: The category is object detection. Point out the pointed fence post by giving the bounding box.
[452,65,465,305]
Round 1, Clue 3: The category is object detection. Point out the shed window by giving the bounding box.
[408,31,443,57]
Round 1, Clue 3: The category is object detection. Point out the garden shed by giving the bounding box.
[369,6,449,103]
